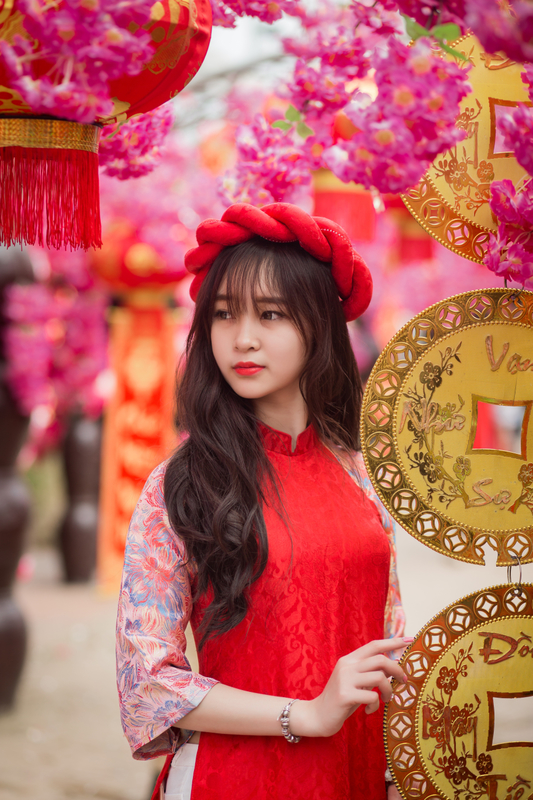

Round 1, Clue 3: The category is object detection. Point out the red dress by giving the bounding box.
[188,424,391,799]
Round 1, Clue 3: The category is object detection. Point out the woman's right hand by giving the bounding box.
[290,637,411,738]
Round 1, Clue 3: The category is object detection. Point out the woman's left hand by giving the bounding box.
[387,783,401,800]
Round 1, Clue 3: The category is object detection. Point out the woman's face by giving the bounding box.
[211,275,307,411]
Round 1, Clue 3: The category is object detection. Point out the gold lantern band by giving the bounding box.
[0,117,100,153]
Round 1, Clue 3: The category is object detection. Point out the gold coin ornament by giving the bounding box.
[385,582,533,800]
[361,288,533,566]
[402,32,530,263]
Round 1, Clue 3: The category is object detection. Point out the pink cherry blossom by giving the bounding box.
[465,0,533,63]
[350,0,403,36]
[209,0,298,26]
[322,37,471,194]
[484,179,533,287]
[496,65,533,178]
[208,0,238,27]
[485,233,533,286]
[498,104,533,178]
[219,114,311,206]
[99,105,174,179]
[395,0,467,29]
[287,59,355,120]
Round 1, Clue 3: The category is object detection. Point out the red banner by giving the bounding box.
[98,301,179,592]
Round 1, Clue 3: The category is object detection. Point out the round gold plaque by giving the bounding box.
[361,288,533,566]
[385,583,533,800]
[402,33,530,264]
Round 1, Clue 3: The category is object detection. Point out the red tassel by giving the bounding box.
[0,146,102,250]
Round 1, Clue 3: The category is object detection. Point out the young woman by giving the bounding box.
[116,203,408,800]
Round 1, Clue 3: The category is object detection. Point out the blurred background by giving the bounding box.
[1,8,532,800]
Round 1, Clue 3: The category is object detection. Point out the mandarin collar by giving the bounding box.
[258,422,318,456]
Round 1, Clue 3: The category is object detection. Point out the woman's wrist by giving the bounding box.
[287,698,324,738]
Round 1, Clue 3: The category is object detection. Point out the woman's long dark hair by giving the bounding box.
[163,237,364,647]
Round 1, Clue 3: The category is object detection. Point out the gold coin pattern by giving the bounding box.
[361,289,533,566]
[385,584,533,800]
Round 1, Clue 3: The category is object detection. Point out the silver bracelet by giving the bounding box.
[277,699,301,743]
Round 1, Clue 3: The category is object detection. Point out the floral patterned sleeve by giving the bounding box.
[116,461,218,760]
[350,453,406,644]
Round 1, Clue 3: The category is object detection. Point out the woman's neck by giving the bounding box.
[253,396,308,451]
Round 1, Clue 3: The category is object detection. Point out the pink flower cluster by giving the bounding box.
[288,59,354,120]
[283,2,401,80]
[209,0,298,27]
[3,281,108,419]
[214,1,477,202]
[283,27,370,79]
[497,66,533,179]
[323,38,471,193]
[0,0,154,123]
[220,114,311,205]
[465,0,533,63]
[484,179,533,287]
[99,105,174,179]
[395,0,467,30]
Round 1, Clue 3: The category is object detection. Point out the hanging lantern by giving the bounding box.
[312,168,376,242]
[90,218,187,290]
[0,0,212,250]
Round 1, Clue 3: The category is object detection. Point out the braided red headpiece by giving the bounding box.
[184,202,372,322]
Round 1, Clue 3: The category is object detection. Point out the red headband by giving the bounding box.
[184,202,373,322]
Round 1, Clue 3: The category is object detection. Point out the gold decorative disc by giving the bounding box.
[385,583,533,800]
[402,33,530,263]
[361,288,533,566]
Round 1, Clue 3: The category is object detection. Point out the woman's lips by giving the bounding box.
[233,362,265,375]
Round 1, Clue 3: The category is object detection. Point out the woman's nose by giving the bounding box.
[234,316,260,351]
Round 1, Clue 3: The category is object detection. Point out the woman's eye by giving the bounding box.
[214,309,232,320]
[261,310,284,321]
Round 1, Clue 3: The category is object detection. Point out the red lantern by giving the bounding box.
[312,168,376,242]
[0,0,212,249]
[89,218,187,290]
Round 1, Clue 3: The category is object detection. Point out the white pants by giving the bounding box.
[164,743,199,800]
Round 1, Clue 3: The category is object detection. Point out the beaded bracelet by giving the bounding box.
[277,699,301,743]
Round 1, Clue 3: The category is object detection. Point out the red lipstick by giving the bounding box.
[233,362,264,375]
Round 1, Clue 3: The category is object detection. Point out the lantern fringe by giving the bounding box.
[0,146,102,250]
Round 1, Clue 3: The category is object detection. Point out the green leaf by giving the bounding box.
[296,121,314,139]
[285,104,301,122]
[272,120,292,131]
[430,23,461,42]
[402,13,428,41]
[104,120,128,140]
[438,42,469,61]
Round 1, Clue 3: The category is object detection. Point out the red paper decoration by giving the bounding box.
[312,168,376,243]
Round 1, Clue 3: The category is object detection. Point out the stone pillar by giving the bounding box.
[59,415,102,582]
[0,246,33,710]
